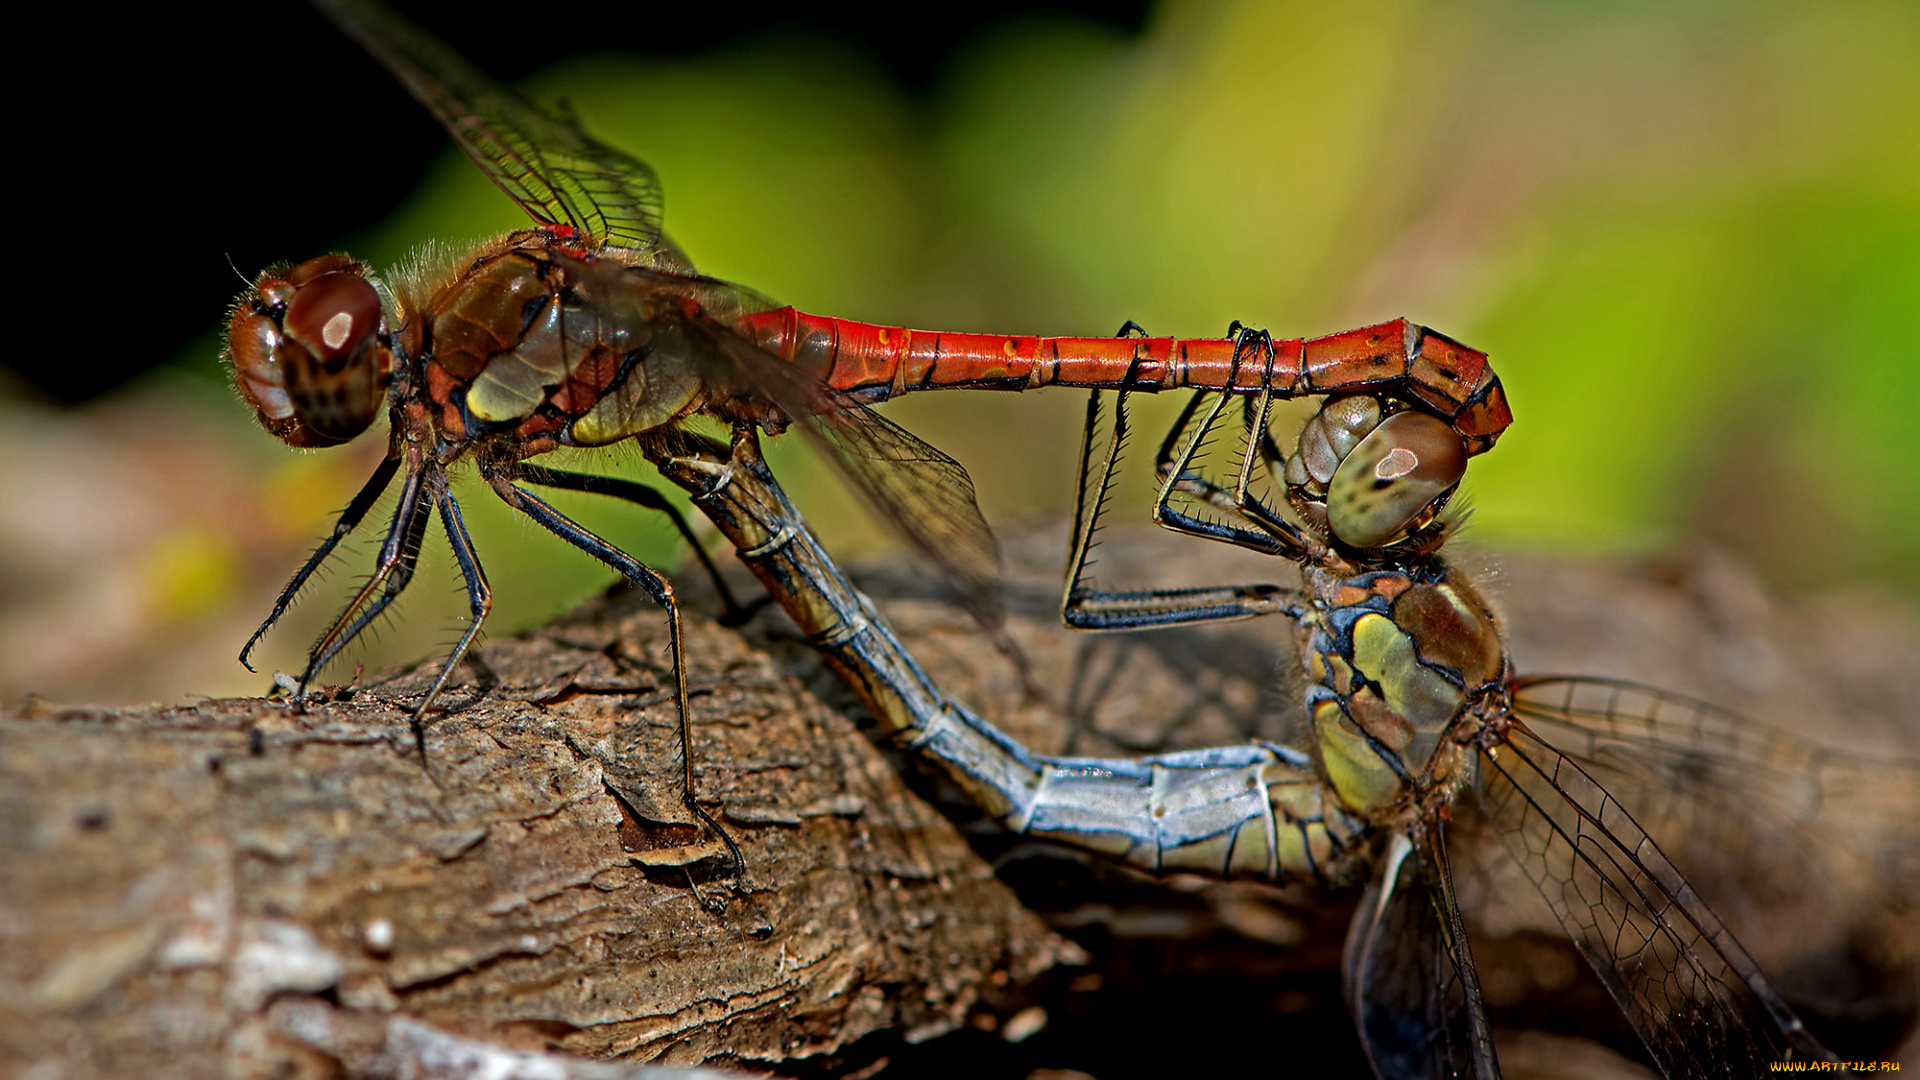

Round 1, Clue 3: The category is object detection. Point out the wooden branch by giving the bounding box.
[4,527,1915,1078]
[0,590,1066,1078]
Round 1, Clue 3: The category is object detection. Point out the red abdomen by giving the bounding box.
[741,309,1512,454]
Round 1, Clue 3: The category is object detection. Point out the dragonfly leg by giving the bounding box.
[1150,391,1303,551]
[1147,348,1311,555]
[1061,388,1303,631]
[298,462,436,699]
[654,426,1366,885]
[487,474,743,878]
[241,452,402,672]
[514,463,764,625]
[406,487,493,752]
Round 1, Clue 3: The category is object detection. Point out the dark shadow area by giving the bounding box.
[14,0,1150,404]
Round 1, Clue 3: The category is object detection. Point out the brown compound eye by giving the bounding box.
[284,271,382,369]
[1326,410,1467,548]
[227,256,393,448]
[1292,395,1381,487]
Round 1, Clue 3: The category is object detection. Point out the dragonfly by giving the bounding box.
[226,0,1509,838]
[642,393,1906,1077]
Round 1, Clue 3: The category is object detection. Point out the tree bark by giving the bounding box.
[0,587,1066,1079]
[4,527,1916,1079]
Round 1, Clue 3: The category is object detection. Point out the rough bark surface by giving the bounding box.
[4,526,1917,1080]
[0,592,1065,1079]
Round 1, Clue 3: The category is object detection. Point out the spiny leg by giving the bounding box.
[1148,329,1306,550]
[1242,391,1291,493]
[299,465,436,699]
[490,475,744,880]
[1061,325,1301,627]
[241,452,402,672]
[515,463,763,624]
[1059,387,1127,623]
[306,501,433,680]
[409,487,493,754]
[1229,390,1288,520]
[1062,386,1301,631]
[1154,392,1252,528]
[1152,389,1307,550]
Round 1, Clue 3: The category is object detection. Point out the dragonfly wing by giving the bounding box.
[313,0,672,259]
[1474,713,1837,1077]
[1505,676,1920,1062]
[1343,830,1502,1079]
[797,392,1003,627]
[1509,675,1920,847]
[636,288,1004,628]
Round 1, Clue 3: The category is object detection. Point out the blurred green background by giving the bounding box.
[3,0,1914,705]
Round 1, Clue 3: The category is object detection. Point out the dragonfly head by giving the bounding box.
[1283,395,1468,551]
[227,254,395,448]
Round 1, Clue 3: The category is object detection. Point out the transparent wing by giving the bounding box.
[1509,676,1920,840]
[1510,676,1920,971]
[799,392,1003,628]
[314,0,669,257]
[1474,707,1837,1077]
[627,281,1003,628]
[1504,677,1920,1057]
[1343,830,1501,1080]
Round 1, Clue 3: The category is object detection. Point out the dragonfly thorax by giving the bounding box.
[1301,563,1507,818]
[414,234,711,454]
[227,254,395,448]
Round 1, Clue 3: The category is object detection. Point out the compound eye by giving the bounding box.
[1295,395,1381,486]
[284,271,382,369]
[226,259,392,448]
[1327,411,1467,548]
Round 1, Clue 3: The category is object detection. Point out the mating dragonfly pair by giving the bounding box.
[225,1,1905,1075]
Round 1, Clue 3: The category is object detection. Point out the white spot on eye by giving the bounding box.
[1374,447,1418,481]
[321,311,356,350]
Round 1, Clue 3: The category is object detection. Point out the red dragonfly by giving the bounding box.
[226,0,1510,841]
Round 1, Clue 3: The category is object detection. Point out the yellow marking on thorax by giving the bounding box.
[1314,700,1403,812]
[1350,613,1463,732]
